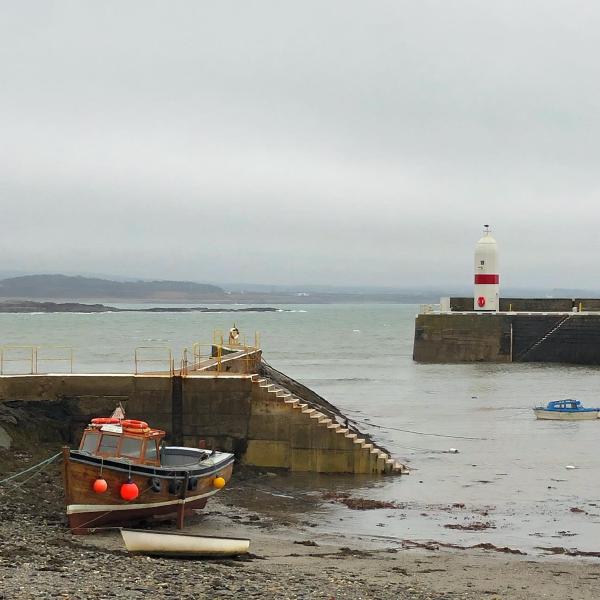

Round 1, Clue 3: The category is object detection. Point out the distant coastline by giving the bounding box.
[0,274,440,304]
[2,274,594,306]
[0,301,280,314]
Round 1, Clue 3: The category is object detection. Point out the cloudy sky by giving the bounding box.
[1,1,599,289]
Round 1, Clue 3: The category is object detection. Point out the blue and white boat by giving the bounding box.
[533,399,600,420]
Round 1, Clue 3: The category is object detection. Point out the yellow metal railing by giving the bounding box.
[0,345,74,375]
[0,345,36,375]
[134,346,173,375]
[183,331,261,376]
[220,329,261,351]
[179,345,218,375]
[35,345,74,374]
[191,342,209,365]
[177,343,222,374]
[215,344,222,373]
[0,333,260,376]
[241,344,260,374]
[214,328,261,350]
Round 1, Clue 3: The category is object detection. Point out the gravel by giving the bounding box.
[1,449,598,600]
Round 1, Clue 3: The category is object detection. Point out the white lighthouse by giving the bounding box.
[474,225,499,311]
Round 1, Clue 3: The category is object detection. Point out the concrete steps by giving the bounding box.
[247,375,408,475]
[517,314,572,360]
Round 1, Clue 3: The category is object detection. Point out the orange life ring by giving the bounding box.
[123,427,151,435]
[91,417,120,425]
[121,419,149,430]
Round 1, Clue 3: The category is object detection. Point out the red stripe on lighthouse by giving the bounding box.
[474,274,499,284]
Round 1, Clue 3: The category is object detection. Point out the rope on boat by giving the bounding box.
[0,452,62,487]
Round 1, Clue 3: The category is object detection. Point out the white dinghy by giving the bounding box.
[120,529,250,557]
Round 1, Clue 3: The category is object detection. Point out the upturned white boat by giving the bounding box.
[533,399,600,421]
[120,528,250,557]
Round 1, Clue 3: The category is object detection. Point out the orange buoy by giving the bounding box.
[91,417,120,425]
[120,480,139,501]
[121,419,148,430]
[123,427,151,435]
[92,478,108,494]
[213,476,226,489]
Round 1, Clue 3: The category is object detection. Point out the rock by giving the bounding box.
[0,404,19,425]
[0,425,12,449]
[293,540,319,547]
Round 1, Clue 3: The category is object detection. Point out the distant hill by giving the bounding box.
[0,275,224,300]
[6,274,593,305]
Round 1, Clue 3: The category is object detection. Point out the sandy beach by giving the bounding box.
[1,448,599,600]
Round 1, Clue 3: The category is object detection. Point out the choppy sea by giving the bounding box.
[2,303,599,554]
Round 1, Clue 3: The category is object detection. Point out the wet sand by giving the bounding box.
[1,454,600,600]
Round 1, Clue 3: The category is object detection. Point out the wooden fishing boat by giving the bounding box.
[120,528,250,557]
[62,414,234,534]
[533,399,600,420]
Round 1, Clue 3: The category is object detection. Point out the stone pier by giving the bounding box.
[0,349,407,475]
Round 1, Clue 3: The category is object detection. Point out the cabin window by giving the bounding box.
[144,440,158,461]
[120,436,143,458]
[98,434,119,456]
[81,432,99,453]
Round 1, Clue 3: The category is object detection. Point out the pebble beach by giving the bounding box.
[1,446,599,600]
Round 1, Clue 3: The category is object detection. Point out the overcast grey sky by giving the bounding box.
[1,1,599,289]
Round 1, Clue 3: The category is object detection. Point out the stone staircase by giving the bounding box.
[243,374,408,475]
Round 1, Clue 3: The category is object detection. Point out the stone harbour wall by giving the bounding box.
[414,312,600,364]
[413,313,512,363]
[449,297,600,312]
[0,365,405,475]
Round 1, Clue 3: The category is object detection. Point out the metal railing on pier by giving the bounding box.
[0,345,74,375]
[134,346,173,375]
[182,330,261,375]
[36,346,74,374]
[0,329,260,376]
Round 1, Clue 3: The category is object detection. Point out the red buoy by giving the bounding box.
[120,480,139,501]
[477,296,486,308]
[92,478,108,494]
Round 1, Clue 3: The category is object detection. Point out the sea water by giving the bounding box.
[2,303,599,553]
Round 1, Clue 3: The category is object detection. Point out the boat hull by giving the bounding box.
[120,529,250,557]
[63,450,233,534]
[533,409,600,420]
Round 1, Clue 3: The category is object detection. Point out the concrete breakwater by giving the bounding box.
[414,310,600,364]
[0,349,406,475]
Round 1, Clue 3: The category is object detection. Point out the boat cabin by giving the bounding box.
[79,422,165,466]
[546,399,583,411]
